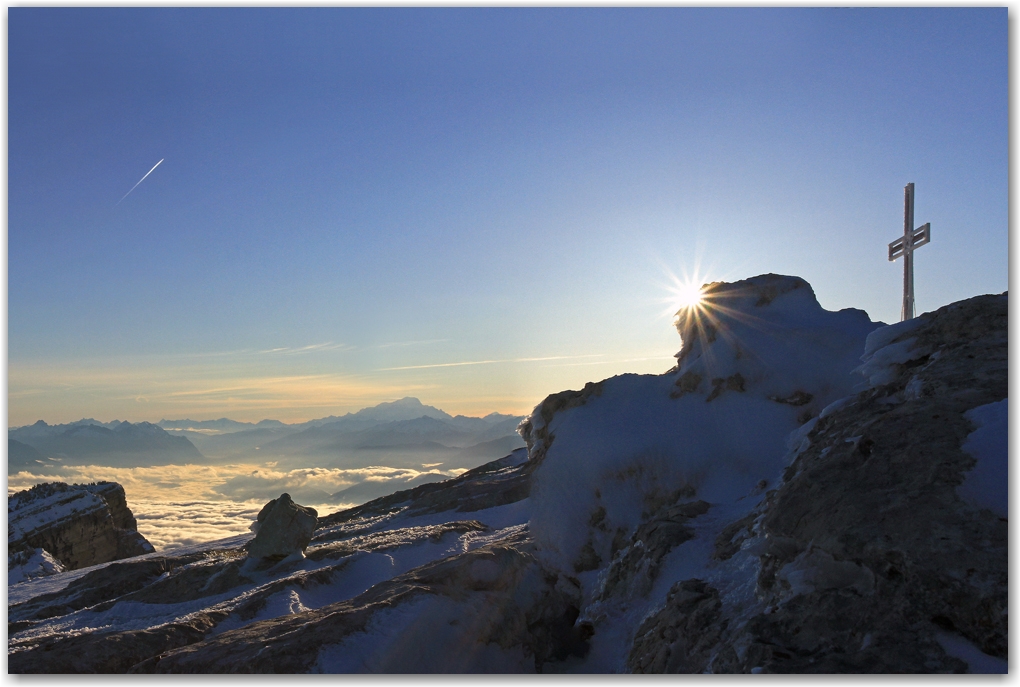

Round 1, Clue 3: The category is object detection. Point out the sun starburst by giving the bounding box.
[673,281,705,310]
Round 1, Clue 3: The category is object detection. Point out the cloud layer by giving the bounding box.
[8,461,464,551]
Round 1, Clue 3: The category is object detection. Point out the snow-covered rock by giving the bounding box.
[8,481,154,574]
[519,274,879,588]
[6,278,1007,675]
[957,399,1008,517]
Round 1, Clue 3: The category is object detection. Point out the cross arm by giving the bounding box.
[888,223,931,261]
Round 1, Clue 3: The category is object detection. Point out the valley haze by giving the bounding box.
[8,398,526,550]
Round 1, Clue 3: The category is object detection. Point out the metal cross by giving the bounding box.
[888,183,931,321]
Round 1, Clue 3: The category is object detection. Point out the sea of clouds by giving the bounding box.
[8,462,464,550]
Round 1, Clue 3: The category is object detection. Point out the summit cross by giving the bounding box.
[888,182,931,321]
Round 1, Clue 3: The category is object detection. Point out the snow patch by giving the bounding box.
[855,337,924,387]
[313,593,533,673]
[8,548,65,585]
[861,317,923,358]
[818,395,853,419]
[935,632,1007,673]
[957,399,1008,518]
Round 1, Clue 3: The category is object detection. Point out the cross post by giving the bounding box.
[888,183,931,321]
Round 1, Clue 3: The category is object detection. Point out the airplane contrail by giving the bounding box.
[117,158,164,204]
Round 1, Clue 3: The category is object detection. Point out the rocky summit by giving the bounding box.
[6,275,1007,674]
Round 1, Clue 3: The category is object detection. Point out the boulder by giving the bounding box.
[247,493,318,560]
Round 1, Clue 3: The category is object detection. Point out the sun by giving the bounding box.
[657,260,712,322]
[674,280,705,310]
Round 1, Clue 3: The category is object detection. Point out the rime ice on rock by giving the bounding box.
[247,493,318,560]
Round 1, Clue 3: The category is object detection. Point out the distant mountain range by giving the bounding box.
[158,397,525,469]
[156,418,288,433]
[8,421,204,471]
[9,398,527,474]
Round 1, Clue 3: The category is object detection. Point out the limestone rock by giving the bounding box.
[247,493,318,560]
[8,481,154,573]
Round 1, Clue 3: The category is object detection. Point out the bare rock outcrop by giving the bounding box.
[247,493,318,560]
[8,481,154,576]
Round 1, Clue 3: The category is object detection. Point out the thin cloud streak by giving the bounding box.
[379,354,605,371]
[117,158,163,204]
[551,354,677,368]
[375,338,450,349]
[258,342,352,355]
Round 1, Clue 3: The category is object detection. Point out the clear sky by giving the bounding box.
[8,8,1008,426]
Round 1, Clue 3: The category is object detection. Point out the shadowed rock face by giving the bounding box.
[8,482,154,573]
[629,293,1008,674]
[247,493,318,560]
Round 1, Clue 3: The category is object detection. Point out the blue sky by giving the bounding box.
[8,8,1007,425]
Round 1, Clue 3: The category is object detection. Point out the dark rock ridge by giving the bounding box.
[8,481,154,574]
[134,533,588,673]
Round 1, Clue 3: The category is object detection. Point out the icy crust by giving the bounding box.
[957,399,1008,518]
[854,317,928,388]
[524,274,879,583]
[860,315,925,358]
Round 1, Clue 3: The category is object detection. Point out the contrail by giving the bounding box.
[117,158,164,204]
